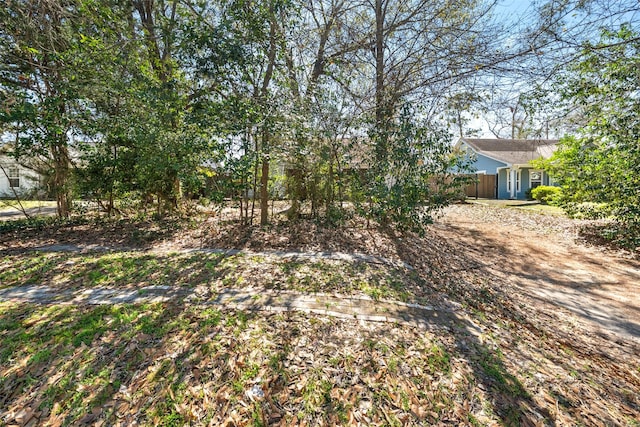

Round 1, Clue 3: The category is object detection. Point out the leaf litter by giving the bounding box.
[0,203,639,425]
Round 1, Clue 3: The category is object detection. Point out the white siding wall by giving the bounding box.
[0,158,41,197]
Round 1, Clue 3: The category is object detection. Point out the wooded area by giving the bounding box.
[1,0,639,234]
[1,3,640,425]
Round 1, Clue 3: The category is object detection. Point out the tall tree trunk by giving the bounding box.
[108,144,117,216]
[326,153,334,214]
[260,156,269,226]
[259,126,271,225]
[251,131,259,225]
[51,140,71,218]
[255,3,278,226]
[375,0,386,136]
[241,129,249,224]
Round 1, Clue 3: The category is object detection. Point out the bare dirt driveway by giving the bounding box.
[437,202,640,346]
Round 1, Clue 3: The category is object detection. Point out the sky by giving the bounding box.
[462,1,534,139]
[494,0,533,23]
[466,0,640,139]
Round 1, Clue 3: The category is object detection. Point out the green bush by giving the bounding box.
[531,186,562,205]
[564,202,611,220]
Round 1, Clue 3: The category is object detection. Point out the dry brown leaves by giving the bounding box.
[1,304,501,426]
[1,203,639,426]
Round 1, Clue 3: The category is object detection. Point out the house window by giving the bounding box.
[506,169,521,193]
[530,170,543,189]
[8,166,19,188]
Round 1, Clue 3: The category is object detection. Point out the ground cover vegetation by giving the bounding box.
[1,204,639,425]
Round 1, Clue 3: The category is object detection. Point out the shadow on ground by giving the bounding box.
[0,300,558,426]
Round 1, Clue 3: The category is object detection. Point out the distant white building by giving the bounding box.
[0,156,42,198]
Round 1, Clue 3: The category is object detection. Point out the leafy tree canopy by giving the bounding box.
[538,25,640,231]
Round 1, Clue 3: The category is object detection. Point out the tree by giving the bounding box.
[540,26,640,233]
[183,0,295,225]
[72,0,225,216]
[0,0,82,217]
[1,0,550,229]
[361,104,472,233]
[353,0,493,226]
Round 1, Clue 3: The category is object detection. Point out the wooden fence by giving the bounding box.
[464,174,497,199]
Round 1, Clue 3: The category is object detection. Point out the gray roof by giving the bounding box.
[460,138,558,165]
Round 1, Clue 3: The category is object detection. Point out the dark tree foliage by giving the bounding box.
[539,26,640,238]
[0,0,504,232]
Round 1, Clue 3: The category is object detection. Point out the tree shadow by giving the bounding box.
[432,221,640,342]
[387,226,640,426]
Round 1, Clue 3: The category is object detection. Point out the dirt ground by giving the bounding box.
[2,202,639,425]
[2,202,639,347]
[437,204,640,346]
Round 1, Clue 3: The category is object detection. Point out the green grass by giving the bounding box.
[1,252,228,290]
[0,200,56,211]
[2,250,423,308]
[425,343,451,374]
[0,253,73,288]
[513,204,566,216]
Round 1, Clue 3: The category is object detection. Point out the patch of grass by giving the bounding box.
[476,346,528,398]
[200,308,222,327]
[513,204,566,216]
[28,348,52,366]
[241,363,260,381]
[302,371,333,414]
[225,310,248,328]
[400,390,410,411]
[251,401,266,427]
[387,356,399,373]
[71,311,110,346]
[0,252,72,288]
[425,343,451,374]
[1,252,231,291]
[360,282,384,300]
[148,401,186,427]
[467,413,483,427]
[0,200,57,210]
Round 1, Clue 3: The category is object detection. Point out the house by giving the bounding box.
[0,156,42,198]
[456,138,558,200]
